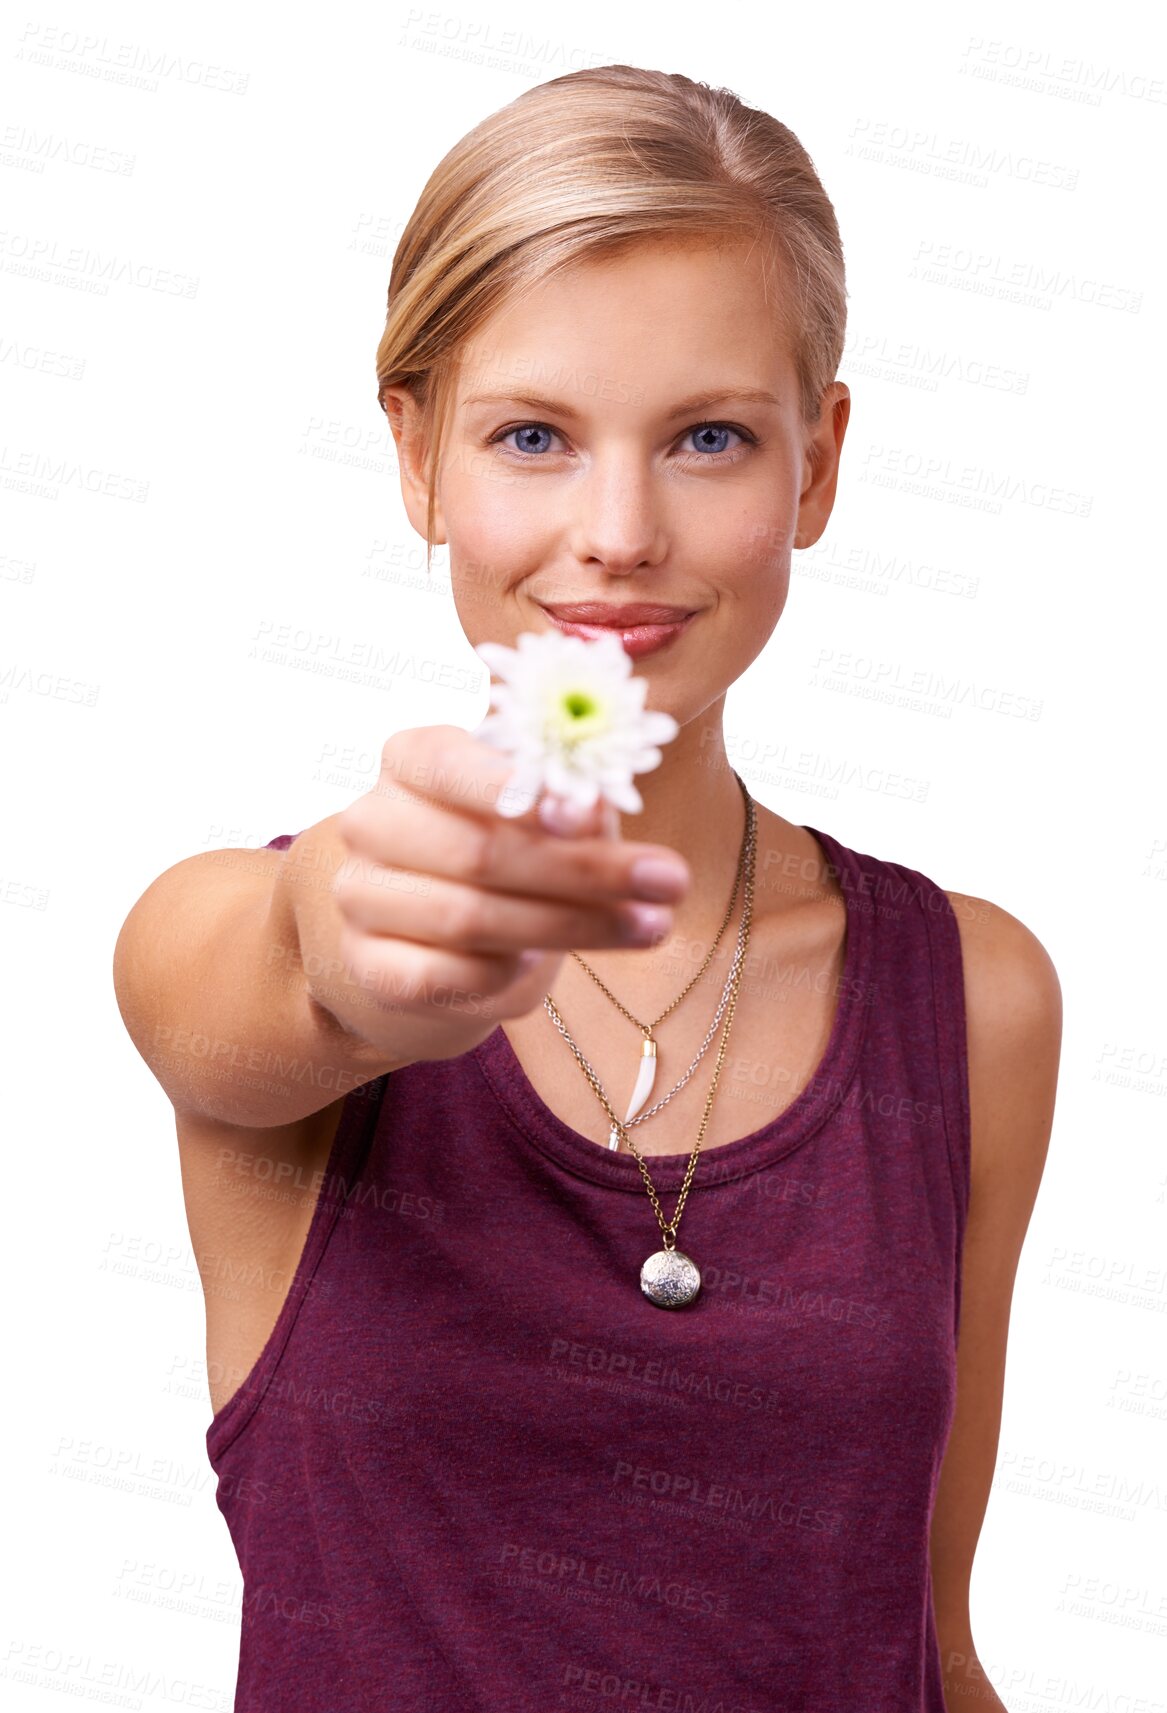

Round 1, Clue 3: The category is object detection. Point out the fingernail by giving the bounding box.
[629,857,689,901]
[539,795,591,835]
[621,903,672,943]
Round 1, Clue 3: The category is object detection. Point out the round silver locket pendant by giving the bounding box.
[640,1248,701,1308]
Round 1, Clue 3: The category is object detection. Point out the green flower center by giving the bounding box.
[547,685,610,745]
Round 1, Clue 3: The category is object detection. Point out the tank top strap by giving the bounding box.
[805,826,972,1336]
[204,1066,389,1464]
[886,852,971,1243]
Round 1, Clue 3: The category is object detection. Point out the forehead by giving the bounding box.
[452,235,796,407]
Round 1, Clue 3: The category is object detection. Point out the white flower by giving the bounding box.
[474,627,679,818]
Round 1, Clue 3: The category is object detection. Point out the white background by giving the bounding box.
[3,0,1165,1704]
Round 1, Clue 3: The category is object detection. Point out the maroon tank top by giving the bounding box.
[206,824,970,1711]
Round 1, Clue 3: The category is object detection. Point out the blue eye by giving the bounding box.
[686,423,741,455]
[501,423,556,455]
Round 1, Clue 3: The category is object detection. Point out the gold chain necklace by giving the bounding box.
[542,786,757,1308]
[546,793,756,1152]
[567,771,751,1143]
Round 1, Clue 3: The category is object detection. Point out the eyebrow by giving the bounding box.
[459,386,783,419]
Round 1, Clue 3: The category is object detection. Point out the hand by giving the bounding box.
[327,724,691,1062]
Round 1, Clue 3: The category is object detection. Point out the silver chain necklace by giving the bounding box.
[540,789,757,1307]
[542,797,757,1149]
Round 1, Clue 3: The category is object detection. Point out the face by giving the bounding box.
[386,236,849,730]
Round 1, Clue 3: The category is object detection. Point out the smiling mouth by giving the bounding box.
[539,602,697,625]
[538,606,698,660]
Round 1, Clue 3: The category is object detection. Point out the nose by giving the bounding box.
[565,450,668,575]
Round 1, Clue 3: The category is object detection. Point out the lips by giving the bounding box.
[540,602,696,625]
[538,602,697,661]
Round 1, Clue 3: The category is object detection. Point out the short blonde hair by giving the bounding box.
[375,64,848,563]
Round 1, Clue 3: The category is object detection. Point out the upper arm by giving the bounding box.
[112,844,288,1107]
[928,890,1063,1656]
[175,1096,349,1418]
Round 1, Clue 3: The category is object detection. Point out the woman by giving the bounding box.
[114,64,1061,1711]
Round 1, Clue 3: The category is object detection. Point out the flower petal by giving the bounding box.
[475,641,520,676]
[474,628,680,820]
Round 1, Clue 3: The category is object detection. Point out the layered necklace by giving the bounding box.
[541,773,756,1307]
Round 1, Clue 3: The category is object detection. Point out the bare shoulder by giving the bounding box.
[942,888,1063,1194]
[943,888,1062,1025]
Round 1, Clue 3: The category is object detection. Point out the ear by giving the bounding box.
[792,382,851,551]
[381,385,448,545]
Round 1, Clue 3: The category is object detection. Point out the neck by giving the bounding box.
[605,704,754,950]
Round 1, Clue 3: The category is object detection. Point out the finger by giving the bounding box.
[377,724,529,822]
[379,726,624,847]
[339,790,687,908]
[538,794,617,839]
[538,795,589,836]
[333,863,674,954]
[335,923,557,1021]
[597,799,621,841]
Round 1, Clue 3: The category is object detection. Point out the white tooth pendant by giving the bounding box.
[624,1036,657,1124]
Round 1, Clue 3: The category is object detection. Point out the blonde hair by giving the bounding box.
[375,64,848,564]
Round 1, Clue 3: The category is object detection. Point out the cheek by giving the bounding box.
[678,465,796,566]
[444,457,551,562]
[714,513,793,655]
[716,511,794,611]
[734,491,798,570]
[443,466,547,637]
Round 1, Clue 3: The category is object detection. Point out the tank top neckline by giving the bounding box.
[472,824,872,1191]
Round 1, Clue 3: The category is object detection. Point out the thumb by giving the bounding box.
[537,792,620,841]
